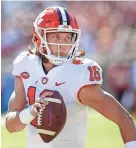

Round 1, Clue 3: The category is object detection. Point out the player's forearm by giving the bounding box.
[102,91,136,144]
[118,112,136,143]
[6,111,26,133]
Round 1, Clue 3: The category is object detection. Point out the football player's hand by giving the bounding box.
[30,91,53,117]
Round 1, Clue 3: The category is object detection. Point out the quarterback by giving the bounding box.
[6,6,136,148]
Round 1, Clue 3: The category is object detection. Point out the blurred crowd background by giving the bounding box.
[1,1,136,114]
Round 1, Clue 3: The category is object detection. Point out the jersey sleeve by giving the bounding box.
[74,59,103,101]
[81,60,103,85]
[12,52,29,76]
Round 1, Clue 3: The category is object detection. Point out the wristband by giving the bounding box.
[125,141,136,148]
[19,106,35,124]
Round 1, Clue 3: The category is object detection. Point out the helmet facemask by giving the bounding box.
[34,25,81,65]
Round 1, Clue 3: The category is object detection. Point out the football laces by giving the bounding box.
[37,106,46,126]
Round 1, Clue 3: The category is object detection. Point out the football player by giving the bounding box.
[5,6,136,148]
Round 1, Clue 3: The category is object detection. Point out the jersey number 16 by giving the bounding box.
[88,66,101,81]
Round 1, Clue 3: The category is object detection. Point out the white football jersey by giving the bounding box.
[12,51,103,148]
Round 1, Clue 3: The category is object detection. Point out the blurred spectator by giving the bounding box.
[106,60,130,103]
[1,73,14,113]
[131,60,136,114]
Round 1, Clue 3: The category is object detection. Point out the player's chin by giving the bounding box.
[51,53,68,58]
[59,51,70,57]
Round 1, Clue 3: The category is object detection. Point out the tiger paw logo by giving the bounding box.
[20,72,30,79]
[72,59,83,65]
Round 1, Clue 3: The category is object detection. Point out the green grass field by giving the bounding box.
[1,109,136,148]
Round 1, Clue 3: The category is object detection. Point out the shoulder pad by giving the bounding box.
[12,52,37,76]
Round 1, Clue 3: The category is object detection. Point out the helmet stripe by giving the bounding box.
[64,9,70,25]
[58,7,67,25]
[56,8,63,25]
[56,7,68,25]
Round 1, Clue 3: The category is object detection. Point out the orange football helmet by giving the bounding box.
[32,6,81,65]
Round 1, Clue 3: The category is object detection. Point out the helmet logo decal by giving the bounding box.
[37,18,43,25]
